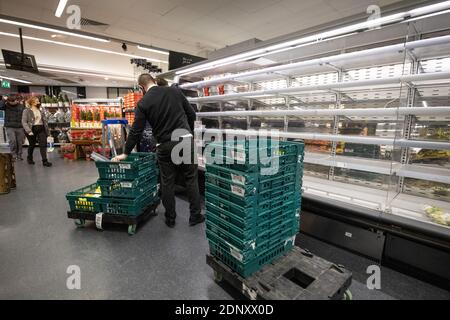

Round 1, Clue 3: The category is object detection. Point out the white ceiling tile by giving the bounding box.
[231,0,284,14]
[179,0,228,15]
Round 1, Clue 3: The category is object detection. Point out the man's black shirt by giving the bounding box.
[124,86,196,155]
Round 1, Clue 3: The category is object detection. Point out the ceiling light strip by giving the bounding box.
[55,0,68,18]
[175,1,450,76]
[0,18,110,43]
[137,45,169,55]
[0,75,32,84]
[39,67,135,81]
[0,31,168,64]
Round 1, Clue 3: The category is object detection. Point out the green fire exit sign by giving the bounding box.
[1,79,11,89]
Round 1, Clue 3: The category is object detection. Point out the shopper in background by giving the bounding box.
[22,96,52,167]
[0,94,26,161]
[112,74,204,228]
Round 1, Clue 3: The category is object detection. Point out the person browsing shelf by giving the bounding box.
[22,96,52,167]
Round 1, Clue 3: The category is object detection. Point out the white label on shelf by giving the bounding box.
[119,164,131,170]
[231,150,245,162]
[95,213,104,230]
[230,247,243,262]
[120,182,133,188]
[231,174,246,185]
[345,232,353,238]
[231,185,245,197]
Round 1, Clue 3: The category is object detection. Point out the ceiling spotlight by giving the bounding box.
[122,43,128,52]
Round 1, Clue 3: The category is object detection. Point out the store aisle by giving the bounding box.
[0,153,232,300]
[1,153,449,300]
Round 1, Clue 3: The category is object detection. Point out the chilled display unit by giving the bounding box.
[163,3,450,287]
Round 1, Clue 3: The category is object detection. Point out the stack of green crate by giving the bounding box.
[66,153,159,216]
[96,153,160,215]
[205,139,304,277]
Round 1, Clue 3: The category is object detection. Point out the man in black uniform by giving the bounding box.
[113,74,204,228]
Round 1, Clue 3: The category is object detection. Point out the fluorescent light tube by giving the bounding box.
[0,31,168,64]
[39,67,135,81]
[137,45,169,55]
[55,0,68,18]
[0,75,32,84]
[0,18,110,43]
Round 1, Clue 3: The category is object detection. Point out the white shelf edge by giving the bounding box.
[196,128,450,150]
[196,106,450,118]
[187,71,450,104]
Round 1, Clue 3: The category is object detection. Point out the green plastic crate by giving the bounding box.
[206,208,298,241]
[206,162,302,186]
[66,183,103,213]
[96,152,158,180]
[97,169,159,199]
[205,191,301,220]
[208,234,296,278]
[207,228,299,265]
[103,185,160,216]
[205,181,300,208]
[206,196,300,229]
[206,214,298,253]
[207,139,304,158]
[206,140,304,173]
[206,170,301,197]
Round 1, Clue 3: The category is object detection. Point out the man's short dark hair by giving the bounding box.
[138,73,156,86]
[155,77,168,87]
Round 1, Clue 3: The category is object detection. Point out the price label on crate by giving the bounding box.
[119,164,131,170]
[231,185,246,197]
[231,174,246,185]
[120,182,133,188]
[231,150,246,162]
[95,213,104,230]
[230,247,244,262]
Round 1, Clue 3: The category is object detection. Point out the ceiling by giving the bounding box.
[0,0,426,87]
[1,0,409,56]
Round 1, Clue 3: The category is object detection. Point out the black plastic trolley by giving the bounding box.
[68,200,160,235]
[207,246,353,300]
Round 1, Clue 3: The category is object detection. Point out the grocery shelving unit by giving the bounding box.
[67,98,123,160]
[163,3,450,286]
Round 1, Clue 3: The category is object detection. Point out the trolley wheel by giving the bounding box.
[214,270,223,284]
[343,290,353,301]
[74,219,86,228]
[128,224,137,235]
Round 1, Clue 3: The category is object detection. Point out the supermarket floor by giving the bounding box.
[1,153,449,300]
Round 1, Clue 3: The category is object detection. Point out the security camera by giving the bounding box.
[122,43,128,52]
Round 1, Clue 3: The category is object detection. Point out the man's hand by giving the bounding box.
[112,154,128,162]
[28,132,34,136]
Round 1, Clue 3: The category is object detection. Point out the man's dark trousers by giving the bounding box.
[157,139,201,221]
